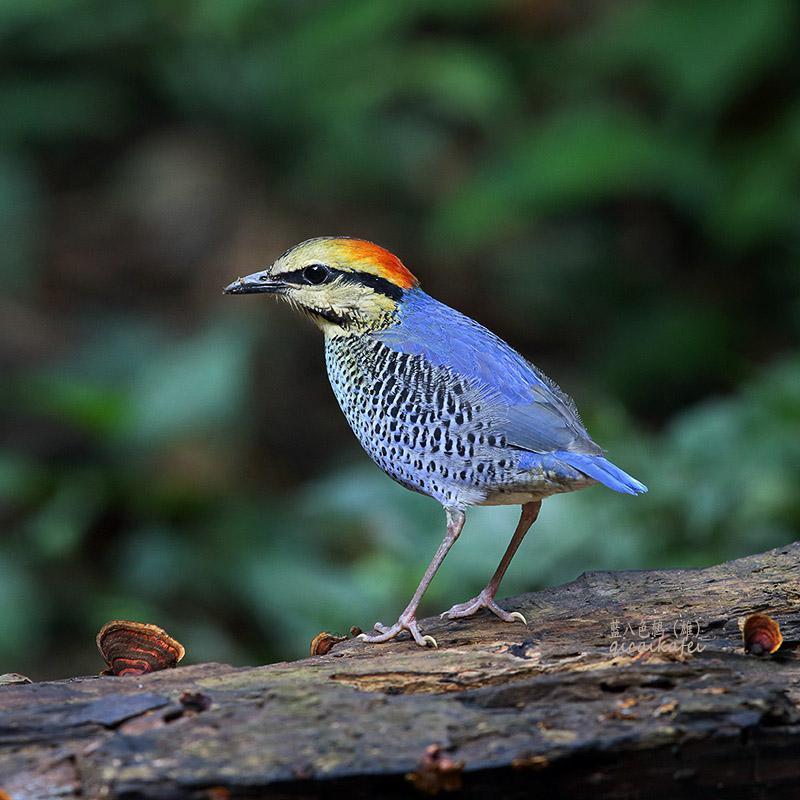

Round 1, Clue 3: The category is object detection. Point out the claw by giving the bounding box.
[357,616,435,648]
[442,589,529,625]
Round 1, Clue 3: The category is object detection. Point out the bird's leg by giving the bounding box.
[441,500,541,625]
[358,507,466,648]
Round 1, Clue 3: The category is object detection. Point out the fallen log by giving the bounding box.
[2,542,799,799]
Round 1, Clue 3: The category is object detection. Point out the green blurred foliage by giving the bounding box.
[1,0,799,678]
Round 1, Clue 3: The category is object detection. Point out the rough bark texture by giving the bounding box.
[2,543,799,800]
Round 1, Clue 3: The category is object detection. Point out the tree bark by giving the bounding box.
[2,542,799,799]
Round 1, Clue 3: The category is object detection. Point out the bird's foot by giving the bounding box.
[440,589,527,625]
[357,614,437,648]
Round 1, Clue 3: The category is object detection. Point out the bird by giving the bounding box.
[224,237,647,647]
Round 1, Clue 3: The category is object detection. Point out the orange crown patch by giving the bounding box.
[334,239,418,290]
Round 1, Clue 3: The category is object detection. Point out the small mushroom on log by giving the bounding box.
[406,744,464,795]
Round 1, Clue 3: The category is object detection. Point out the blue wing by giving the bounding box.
[376,289,647,495]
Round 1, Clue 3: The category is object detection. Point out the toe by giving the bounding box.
[357,631,387,644]
[357,617,434,647]
[357,622,402,643]
[485,600,526,624]
[440,595,530,625]
[441,599,482,620]
[404,619,437,648]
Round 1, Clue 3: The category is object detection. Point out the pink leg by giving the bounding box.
[358,507,466,648]
[442,500,541,624]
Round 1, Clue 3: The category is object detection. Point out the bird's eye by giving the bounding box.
[302,264,330,285]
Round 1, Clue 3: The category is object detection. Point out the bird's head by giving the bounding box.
[224,237,418,335]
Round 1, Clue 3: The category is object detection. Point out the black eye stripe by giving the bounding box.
[340,271,403,302]
[276,267,403,301]
[276,265,331,286]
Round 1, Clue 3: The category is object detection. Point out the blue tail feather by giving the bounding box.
[556,452,647,496]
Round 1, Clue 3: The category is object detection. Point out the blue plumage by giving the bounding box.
[375,288,647,499]
[554,452,647,495]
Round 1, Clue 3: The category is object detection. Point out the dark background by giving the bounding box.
[1,0,799,679]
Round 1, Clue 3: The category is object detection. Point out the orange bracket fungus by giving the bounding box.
[742,613,783,656]
[97,620,186,676]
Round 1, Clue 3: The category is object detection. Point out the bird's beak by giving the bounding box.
[223,270,284,295]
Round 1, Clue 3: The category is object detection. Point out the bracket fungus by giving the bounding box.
[309,632,348,656]
[97,620,185,676]
[742,613,783,656]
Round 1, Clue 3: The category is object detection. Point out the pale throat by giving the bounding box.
[312,288,400,338]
